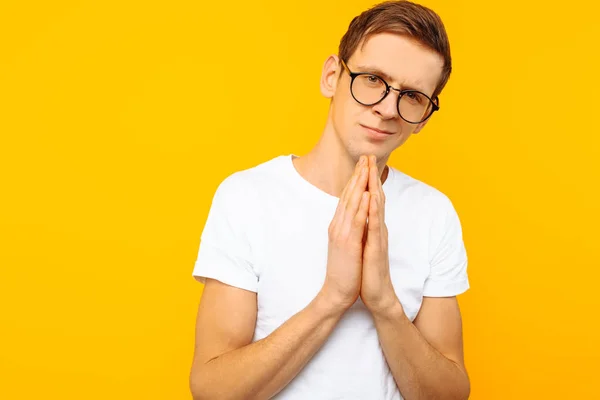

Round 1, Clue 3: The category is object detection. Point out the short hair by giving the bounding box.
[338,0,452,99]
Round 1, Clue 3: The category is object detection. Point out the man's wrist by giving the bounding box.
[314,288,353,318]
[367,293,407,322]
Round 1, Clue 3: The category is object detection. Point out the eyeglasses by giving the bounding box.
[340,59,440,124]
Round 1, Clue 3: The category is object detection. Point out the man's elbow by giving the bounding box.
[189,374,201,400]
[446,360,470,400]
[453,372,470,400]
[189,364,209,400]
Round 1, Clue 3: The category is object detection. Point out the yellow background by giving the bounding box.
[1,0,598,398]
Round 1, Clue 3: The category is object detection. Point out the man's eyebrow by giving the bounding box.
[354,64,428,94]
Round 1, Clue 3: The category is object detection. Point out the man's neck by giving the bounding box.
[292,130,390,199]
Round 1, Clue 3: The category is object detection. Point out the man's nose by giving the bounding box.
[372,90,399,119]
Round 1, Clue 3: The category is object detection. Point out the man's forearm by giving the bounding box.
[372,301,470,400]
[190,291,346,400]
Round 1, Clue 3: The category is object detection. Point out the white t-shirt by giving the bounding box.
[192,154,469,400]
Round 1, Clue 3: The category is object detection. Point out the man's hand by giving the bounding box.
[321,155,371,311]
[360,155,400,314]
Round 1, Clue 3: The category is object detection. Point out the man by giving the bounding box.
[189,1,470,399]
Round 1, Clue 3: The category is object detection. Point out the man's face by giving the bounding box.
[324,33,444,162]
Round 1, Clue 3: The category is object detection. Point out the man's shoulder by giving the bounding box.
[213,155,288,202]
[389,167,453,207]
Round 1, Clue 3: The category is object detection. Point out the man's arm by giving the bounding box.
[189,278,347,400]
[360,156,469,399]
[371,296,470,400]
[190,156,371,399]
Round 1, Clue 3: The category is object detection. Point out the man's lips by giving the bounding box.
[360,124,395,135]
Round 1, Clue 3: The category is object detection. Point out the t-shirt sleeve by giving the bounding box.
[191,174,258,292]
[422,194,470,297]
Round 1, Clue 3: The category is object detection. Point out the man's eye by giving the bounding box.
[406,92,423,103]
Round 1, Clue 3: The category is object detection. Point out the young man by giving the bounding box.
[189,1,470,399]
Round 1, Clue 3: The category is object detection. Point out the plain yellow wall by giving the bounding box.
[1,1,599,399]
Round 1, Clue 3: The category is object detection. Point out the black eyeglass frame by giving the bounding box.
[340,59,440,124]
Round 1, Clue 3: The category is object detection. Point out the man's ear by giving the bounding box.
[320,55,341,99]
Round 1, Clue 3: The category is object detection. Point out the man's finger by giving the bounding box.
[344,165,369,222]
[368,155,378,195]
[379,165,386,221]
[351,191,370,242]
[340,155,365,202]
[334,156,365,224]
[368,193,380,233]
